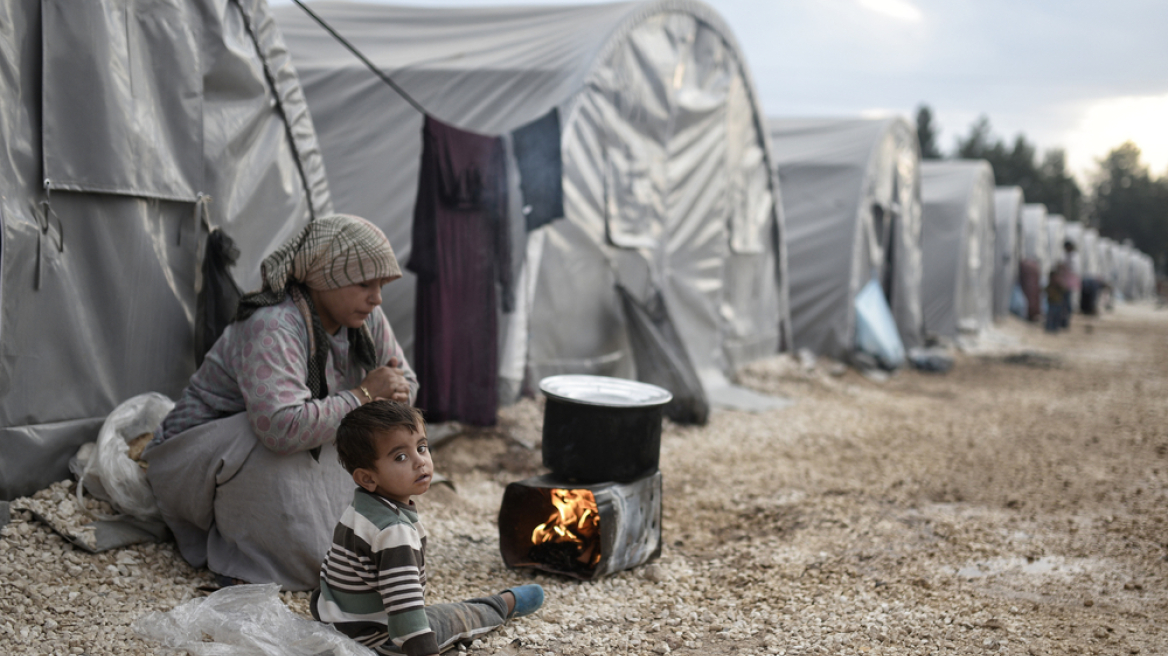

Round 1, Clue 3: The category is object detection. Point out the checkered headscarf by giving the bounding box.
[236,215,400,398]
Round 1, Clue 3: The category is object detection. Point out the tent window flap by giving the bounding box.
[41,0,203,202]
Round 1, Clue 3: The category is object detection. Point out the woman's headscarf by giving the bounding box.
[236,214,401,398]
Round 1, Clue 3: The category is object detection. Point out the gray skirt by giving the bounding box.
[143,412,353,590]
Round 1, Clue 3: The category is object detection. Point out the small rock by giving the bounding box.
[1083,599,1094,607]
[641,564,667,583]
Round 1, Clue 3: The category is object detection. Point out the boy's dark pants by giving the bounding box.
[312,590,509,654]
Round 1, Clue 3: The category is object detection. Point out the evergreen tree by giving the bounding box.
[914,104,943,159]
[1091,142,1168,272]
[952,116,1083,222]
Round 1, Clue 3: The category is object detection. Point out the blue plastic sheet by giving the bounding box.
[1009,284,1028,318]
[854,279,905,369]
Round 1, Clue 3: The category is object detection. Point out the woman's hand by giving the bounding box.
[357,357,412,403]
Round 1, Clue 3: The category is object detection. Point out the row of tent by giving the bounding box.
[0,0,1159,499]
[1011,201,1158,304]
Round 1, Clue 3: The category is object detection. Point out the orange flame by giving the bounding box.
[531,489,601,567]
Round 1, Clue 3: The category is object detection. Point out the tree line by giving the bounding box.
[915,104,1167,275]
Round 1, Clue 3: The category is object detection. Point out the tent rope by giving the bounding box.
[290,0,428,116]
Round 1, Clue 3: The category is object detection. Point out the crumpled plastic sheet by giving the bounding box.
[132,583,375,656]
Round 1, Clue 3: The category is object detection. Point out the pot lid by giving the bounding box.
[538,375,673,408]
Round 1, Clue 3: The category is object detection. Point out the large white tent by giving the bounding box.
[1020,203,1050,277]
[919,160,996,338]
[1064,222,1084,273]
[1102,238,1125,294]
[768,117,923,361]
[992,187,1023,319]
[1081,228,1101,280]
[0,0,332,499]
[1116,243,1135,299]
[272,0,790,409]
[1045,214,1067,275]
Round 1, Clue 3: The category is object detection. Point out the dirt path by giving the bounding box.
[1,304,1165,655]
[430,304,1168,656]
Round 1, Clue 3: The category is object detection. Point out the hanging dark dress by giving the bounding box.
[408,115,511,426]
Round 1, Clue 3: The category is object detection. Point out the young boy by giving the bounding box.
[312,401,544,656]
[1045,263,1068,333]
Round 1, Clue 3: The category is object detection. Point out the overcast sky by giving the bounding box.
[278,0,1168,181]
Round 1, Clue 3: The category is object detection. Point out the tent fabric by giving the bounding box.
[1045,214,1067,277]
[919,160,996,338]
[768,116,923,361]
[273,0,790,403]
[41,0,204,202]
[0,0,332,500]
[1020,203,1049,278]
[992,187,1023,319]
[1081,228,1101,278]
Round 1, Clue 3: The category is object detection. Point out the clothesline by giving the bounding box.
[290,0,429,116]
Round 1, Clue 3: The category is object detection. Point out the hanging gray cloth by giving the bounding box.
[510,108,564,231]
[616,284,709,425]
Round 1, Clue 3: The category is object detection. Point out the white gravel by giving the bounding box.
[2,303,1166,655]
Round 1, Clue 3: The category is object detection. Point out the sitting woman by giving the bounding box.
[144,214,418,590]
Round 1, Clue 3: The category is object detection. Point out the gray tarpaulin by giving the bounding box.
[1113,243,1154,301]
[992,187,1023,319]
[1064,221,1084,279]
[42,0,204,201]
[1103,239,1124,293]
[272,1,789,405]
[1081,228,1101,279]
[0,0,331,500]
[769,116,924,361]
[1113,242,1131,297]
[1020,203,1049,284]
[1045,214,1066,277]
[919,160,996,339]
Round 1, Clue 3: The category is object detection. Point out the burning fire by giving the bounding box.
[531,489,601,567]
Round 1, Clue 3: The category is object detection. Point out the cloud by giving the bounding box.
[1063,93,1168,177]
[856,0,923,22]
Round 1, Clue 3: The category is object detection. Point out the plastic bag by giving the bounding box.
[132,583,375,656]
[80,392,174,521]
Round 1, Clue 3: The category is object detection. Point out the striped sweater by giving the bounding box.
[313,488,437,656]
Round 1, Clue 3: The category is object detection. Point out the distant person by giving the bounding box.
[1045,262,1069,333]
[1018,258,1042,322]
[312,401,545,656]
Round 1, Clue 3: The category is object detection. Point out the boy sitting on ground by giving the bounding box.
[311,401,543,655]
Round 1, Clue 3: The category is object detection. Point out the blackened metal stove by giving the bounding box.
[497,375,671,580]
[498,469,662,580]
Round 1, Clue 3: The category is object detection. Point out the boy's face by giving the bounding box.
[353,425,432,504]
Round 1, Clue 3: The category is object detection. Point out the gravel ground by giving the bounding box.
[2,303,1166,655]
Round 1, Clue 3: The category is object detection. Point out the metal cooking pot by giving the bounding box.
[539,375,673,483]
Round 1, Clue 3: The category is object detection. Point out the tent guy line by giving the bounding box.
[290,0,429,115]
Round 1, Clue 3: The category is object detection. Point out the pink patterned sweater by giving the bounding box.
[161,297,417,454]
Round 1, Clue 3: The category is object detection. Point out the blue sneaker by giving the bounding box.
[504,584,544,619]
